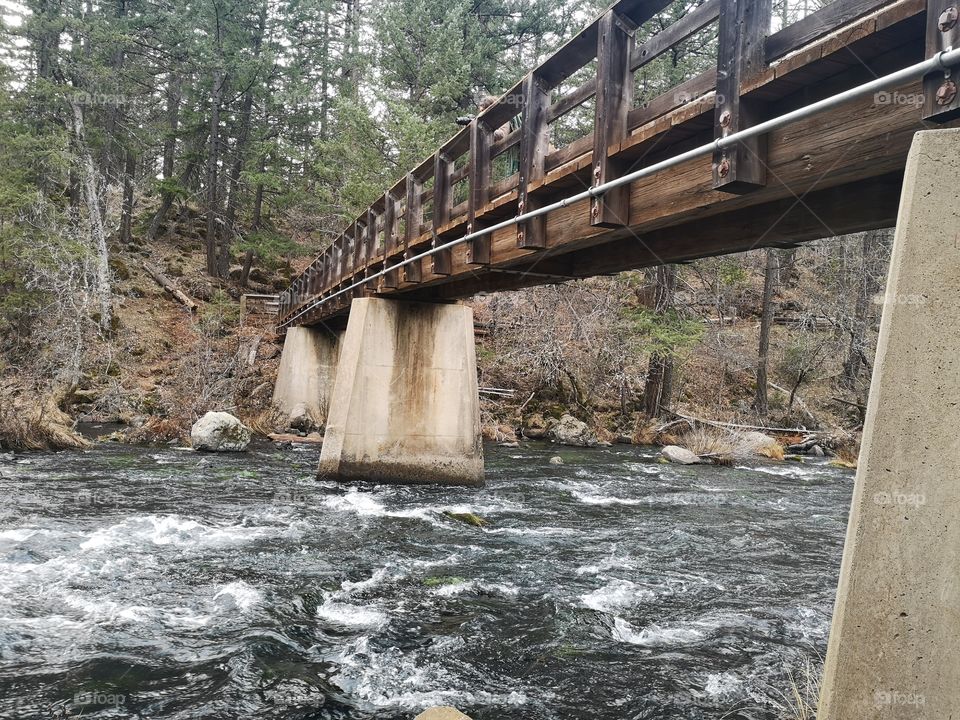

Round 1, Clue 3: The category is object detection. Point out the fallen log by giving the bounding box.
[143,261,198,312]
[672,411,810,435]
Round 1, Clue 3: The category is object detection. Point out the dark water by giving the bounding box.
[0,441,853,719]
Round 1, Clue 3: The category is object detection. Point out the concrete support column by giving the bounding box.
[818,129,960,718]
[272,326,342,427]
[318,298,483,486]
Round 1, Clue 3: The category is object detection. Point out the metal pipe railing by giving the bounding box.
[280,46,960,329]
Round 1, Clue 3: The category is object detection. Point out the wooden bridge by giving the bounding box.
[277,0,960,329]
[270,7,960,715]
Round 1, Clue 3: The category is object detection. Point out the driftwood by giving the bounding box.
[246,335,262,367]
[143,261,198,312]
[672,411,810,435]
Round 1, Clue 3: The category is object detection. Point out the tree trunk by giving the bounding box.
[69,100,112,333]
[205,68,224,277]
[754,249,778,417]
[119,147,135,245]
[842,231,874,390]
[162,73,182,181]
[643,264,677,418]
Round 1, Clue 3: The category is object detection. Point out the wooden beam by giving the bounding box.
[592,9,636,227]
[403,172,423,283]
[517,72,551,249]
[432,151,453,275]
[923,0,960,121]
[467,118,493,265]
[766,0,889,61]
[713,0,770,194]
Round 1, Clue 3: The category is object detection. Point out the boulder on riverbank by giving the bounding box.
[740,431,784,460]
[661,445,701,464]
[547,414,597,447]
[190,411,252,452]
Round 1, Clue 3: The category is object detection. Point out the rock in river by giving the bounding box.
[191,411,252,452]
[547,414,597,447]
[661,445,701,465]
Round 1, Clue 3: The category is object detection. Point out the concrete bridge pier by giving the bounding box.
[818,128,960,718]
[317,297,484,486]
[272,326,342,429]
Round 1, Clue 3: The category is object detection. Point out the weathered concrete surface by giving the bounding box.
[272,326,341,427]
[414,708,472,720]
[817,129,960,719]
[318,298,483,486]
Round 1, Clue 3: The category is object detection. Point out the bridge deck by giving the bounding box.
[278,0,959,329]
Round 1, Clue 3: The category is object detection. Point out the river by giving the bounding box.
[0,440,852,719]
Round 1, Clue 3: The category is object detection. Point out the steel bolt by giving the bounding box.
[939,6,958,31]
[591,202,600,217]
[719,110,732,128]
[517,230,525,243]
[517,199,524,212]
[937,79,958,105]
[717,159,731,178]
[594,164,602,180]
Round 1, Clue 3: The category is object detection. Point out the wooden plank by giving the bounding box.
[431,151,453,275]
[923,0,960,121]
[592,9,636,227]
[766,0,888,61]
[516,72,551,249]
[713,0,770,194]
[467,118,493,265]
[547,79,597,123]
[630,0,721,71]
[403,172,423,283]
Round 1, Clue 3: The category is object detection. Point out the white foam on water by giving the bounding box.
[483,526,573,537]
[213,581,263,612]
[704,671,742,696]
[317,601,388,629]
[79,514,284,551]
[329,636,528,711]
[570,490,645,506]
[430,580,519,598]
[580,579,655,613]
[322,489,518,524]
[612,617,705,647]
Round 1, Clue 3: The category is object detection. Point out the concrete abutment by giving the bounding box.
[272,326,342,428]
[317,297,484,486]
[817,128,960,718]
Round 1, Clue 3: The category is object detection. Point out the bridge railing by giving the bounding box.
[278,0,951,327]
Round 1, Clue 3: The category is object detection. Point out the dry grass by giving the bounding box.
[678,425,785,464]
[0,393,91,451]
[767,654,823,720]
[126,416,190,444]
[243,406,288,437]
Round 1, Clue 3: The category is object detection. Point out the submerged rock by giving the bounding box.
[443,511,489,528]
[549,455,564,465]
[547,414,597,447]
[521,413,550,440]
[661,445,700,465]
[190,411,252,452]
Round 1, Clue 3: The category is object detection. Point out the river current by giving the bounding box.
[0,440,853,719]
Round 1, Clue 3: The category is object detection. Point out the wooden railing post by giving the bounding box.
[403,172,423,283]
[592,9,636,227]
[517,72,550,249]
[432,151,453,275]
[713,0,770,194]
[467,118,493,265]
[380,191,401,289]
[923,0,960,121]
